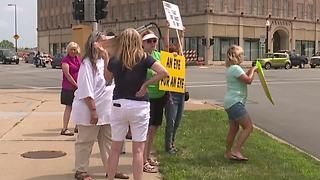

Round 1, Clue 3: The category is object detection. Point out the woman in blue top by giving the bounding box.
[224,45,257,161]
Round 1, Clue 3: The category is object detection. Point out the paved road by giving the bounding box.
[2,63,320,158]
[186,65,320,158]
[0,62,61,89]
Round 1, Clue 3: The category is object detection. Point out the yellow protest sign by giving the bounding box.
[159,51,185,93]
[256,61,275,105]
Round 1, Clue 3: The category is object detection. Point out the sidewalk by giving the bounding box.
[0,89,219,180]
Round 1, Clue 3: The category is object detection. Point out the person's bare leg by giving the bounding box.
[225,121,239,158]
[233,116,253,159]
[132,141,145,180]
[143,126,158,162]
[107,141,123,180]
[63,105,72,130]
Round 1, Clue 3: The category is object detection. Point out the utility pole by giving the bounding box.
[8,4,18,52]
[84,0,98,31]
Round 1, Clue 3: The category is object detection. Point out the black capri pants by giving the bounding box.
[149,94,168,126]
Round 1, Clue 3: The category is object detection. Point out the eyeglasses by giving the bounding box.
[146,39,157,44]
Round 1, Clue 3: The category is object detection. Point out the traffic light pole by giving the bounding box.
[84,0,98,31]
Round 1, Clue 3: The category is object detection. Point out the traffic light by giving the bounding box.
[95,0,108,21]
[201,38,207,46]
[72,0,84,21]
[209,38,214,46]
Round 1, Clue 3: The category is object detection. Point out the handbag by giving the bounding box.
[184,91,189,101]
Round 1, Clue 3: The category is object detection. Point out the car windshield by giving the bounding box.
[3,50,15,57]
[263,53,273,58]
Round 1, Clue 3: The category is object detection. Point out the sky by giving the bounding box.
[0,0,37,48]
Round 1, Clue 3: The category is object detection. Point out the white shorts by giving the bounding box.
[110,99,150,142]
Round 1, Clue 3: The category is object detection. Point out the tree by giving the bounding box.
[0,40,14,49]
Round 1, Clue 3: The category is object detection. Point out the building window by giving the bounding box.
[297,3,304,19]
[256,0,264,16]
[196,0,206,12]
[244,39,260,61]
[214,0,223,12]
[272,0,280,17]
[307,4,314,20]
[283,0,291,18]
[213,37,239,61]
[186,0,194,13]
[295,40,315,57]
[228,0,235,13]
[245,0,253,14]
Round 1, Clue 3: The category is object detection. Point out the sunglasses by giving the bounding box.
[146,39,157,43]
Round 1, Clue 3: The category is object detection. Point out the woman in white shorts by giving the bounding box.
[72,31,128,180]
[96,28,168,180]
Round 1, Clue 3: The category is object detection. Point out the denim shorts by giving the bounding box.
[225,102,249,121]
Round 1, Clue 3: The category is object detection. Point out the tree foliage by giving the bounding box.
[0,40,14,49]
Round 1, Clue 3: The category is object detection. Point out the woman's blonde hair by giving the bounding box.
[225,45,244,67]
[116,28,145,70]
[66,42,80,55]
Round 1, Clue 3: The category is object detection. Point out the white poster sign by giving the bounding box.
[162,1,184,30]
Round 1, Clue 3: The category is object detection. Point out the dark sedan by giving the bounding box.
[0,49,19,64]
[51,53,65,69]
[278,50,308,68]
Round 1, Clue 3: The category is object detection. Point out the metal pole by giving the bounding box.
[14,5,17,52]
[266,26,268,54]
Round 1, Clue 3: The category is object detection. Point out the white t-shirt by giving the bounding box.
[71,57,114,126]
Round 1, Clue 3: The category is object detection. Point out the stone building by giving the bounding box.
[38,0,320,64]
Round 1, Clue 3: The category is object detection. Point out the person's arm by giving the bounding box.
[136,62,169,97]
[239,66,257,84]
[93,41,114,82]
[84,97,98,124]
[178,27,185,55]
[62,63,78,88]
[163,21,170,51]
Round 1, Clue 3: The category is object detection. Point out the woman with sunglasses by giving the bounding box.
[140,29,168,173]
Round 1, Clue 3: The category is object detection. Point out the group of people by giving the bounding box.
[58,23,187,180]
[57,21,258,180]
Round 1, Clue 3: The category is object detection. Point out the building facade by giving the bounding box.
[38,0,320,64]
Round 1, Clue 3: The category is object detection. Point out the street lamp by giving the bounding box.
[8,4,18,52]
[266,19,271,53]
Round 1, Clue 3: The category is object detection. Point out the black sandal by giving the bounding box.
[60,129,74,136]
[74,171,92,180]
[106,172,129,179]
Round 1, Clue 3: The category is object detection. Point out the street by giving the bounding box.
[2,63,320,159]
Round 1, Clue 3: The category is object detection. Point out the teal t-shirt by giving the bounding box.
[147,51,165,99]
[223,65,247,109]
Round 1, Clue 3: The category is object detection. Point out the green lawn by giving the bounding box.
[154,110,320,180]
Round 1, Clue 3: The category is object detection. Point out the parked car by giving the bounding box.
[310,52,320,68]
[0,49,19,64]
[252,53,291,70]
[51,53,65,68]
[278,50,308,68]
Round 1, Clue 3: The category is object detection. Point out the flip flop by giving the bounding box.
[231,154,249,161]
